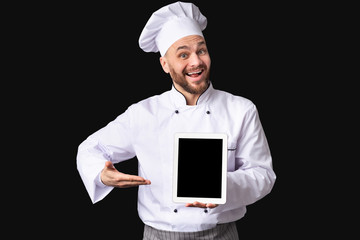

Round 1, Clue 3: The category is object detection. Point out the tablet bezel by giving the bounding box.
[173,132,227,205]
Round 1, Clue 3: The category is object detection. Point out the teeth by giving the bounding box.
[187,70,202,75]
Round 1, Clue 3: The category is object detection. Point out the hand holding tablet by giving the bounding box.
[185,202,218,208]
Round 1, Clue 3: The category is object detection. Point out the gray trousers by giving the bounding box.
[143,222,239,240]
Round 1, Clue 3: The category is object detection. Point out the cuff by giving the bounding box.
[95,172,107,188]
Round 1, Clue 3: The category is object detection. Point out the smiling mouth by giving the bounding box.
[185,69,204,78]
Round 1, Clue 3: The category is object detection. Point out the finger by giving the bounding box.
[122,173,148,182]
[185,201,207,208]
[119,173,151,186]
[119,180,151,188]
[185,202,218,208]
[105,161,116,170]
[205,203,218,208]
[193,201,207,208]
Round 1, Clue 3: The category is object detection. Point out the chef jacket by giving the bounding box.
[77,83,276,232]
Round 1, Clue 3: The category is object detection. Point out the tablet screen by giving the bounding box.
[173,133,227,204]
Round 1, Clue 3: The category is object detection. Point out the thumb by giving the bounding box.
[105,160,116,170]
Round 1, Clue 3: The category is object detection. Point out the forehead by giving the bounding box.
[170,35,206,51]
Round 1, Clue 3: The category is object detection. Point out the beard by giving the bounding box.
[169,65,210,95]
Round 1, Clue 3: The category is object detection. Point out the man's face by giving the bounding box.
[160,35,211,95]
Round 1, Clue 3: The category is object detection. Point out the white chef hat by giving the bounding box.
[139,1,207,56]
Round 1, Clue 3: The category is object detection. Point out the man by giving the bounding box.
[77,2,276,239]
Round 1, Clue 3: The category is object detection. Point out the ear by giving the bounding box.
[159,56,170,74]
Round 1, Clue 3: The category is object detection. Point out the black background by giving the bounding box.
[6,0,356,239]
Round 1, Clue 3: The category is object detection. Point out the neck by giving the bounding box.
[184,93,201,106]
[173,82,209,106]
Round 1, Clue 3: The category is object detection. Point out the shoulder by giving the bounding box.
[213,88,255,111]
[127,89,171,114]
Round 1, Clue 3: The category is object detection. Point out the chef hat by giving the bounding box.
[139,1,207,56]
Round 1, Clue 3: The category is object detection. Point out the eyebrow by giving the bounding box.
[176,41,206,52]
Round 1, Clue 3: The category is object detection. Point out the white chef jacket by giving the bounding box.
[77,83,276,232]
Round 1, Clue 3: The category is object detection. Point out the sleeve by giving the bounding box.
[218,104,276,212]
[76,108,136,204]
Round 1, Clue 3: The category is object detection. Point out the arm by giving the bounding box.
[76,109,147,204]
[217,105,276,212]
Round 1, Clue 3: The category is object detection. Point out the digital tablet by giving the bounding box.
[173,132,227,204]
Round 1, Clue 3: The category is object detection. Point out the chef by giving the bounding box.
[77,1,276,239]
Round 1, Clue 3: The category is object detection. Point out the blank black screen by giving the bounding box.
[177,138,223,198]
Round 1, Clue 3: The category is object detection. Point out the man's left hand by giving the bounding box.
[185,201,218,208]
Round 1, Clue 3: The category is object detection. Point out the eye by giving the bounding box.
[179,53,188,59]
[198,49,207,55]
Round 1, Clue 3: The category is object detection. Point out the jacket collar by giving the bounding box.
[170,82,214,108]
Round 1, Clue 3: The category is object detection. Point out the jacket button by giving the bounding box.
[204,209,208,213]
[175,110,179,114]
[206,111,210,114]
[174,209,178,213]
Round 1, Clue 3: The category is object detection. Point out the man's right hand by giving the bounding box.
[100,161,151,188]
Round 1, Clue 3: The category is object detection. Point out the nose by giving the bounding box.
[188,53,202,67]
